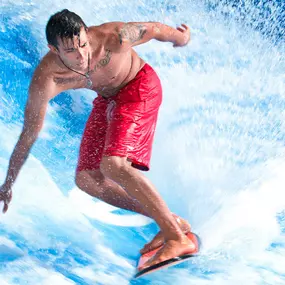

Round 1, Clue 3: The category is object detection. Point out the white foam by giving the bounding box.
[72,245,133,284]
[1,257,76,285]
[0,122,133,284]
[73,266,130,285]
[0,158,101,248]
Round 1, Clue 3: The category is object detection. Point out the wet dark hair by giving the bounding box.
[46,9,87,48]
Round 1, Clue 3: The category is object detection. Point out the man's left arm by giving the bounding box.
[105,21,190,50]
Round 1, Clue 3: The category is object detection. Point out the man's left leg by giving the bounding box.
[76,169,191,250]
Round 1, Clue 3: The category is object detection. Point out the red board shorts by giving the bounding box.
[76,63,162,173]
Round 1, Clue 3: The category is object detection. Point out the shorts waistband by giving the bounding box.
[99,63,154,100]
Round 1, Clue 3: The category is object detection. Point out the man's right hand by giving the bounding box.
[0,184,12,213]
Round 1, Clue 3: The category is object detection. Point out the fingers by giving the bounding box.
[176,27,185,33]
[3,203,8,213]
[0,199,7,213]
[176,24,189,32]
[0,190,12,214]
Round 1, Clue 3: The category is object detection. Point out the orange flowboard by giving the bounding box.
[134,232,201,279]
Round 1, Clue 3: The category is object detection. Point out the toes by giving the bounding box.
[140,232,164,254]
[140,243,158,254]
[140,244,151,254]
[140,256,163,270]
[140,241,162,254]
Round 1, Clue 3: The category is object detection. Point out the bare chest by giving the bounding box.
[53,49,129,93]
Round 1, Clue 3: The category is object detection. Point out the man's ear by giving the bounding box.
[48,44,59,54]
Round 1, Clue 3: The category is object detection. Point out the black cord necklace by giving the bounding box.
[59,53,93,88]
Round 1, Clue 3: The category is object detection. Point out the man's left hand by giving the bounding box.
[173,24,190,47]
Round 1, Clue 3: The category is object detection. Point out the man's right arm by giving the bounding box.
[3,71,57,190]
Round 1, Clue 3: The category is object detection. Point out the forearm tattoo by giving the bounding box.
[119,23,147,45]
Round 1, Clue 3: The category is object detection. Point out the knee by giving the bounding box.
[75,171,88,190]
[75,170,104,191]
[100,156,129,179]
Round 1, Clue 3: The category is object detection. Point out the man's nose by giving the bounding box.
[76,48,84,58]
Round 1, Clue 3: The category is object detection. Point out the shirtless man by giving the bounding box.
[0,9,194,269]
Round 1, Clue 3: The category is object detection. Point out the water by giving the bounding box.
[0,0,284,284]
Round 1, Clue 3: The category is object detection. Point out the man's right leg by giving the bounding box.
[75,169,191,252]
[75,169,148,216]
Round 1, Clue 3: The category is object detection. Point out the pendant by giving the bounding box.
[86,78,93,88]
[85,73,93,88]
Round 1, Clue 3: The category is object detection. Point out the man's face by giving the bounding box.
[51,27,91,70]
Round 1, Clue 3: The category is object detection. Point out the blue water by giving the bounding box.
[0,0,285,284]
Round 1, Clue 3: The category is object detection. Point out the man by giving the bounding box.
[0,9,195,270]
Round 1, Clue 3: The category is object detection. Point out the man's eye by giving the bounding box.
[82,43,87,47]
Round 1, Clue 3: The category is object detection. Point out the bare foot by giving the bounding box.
[138,235,196,271]
[140,214,191,254]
